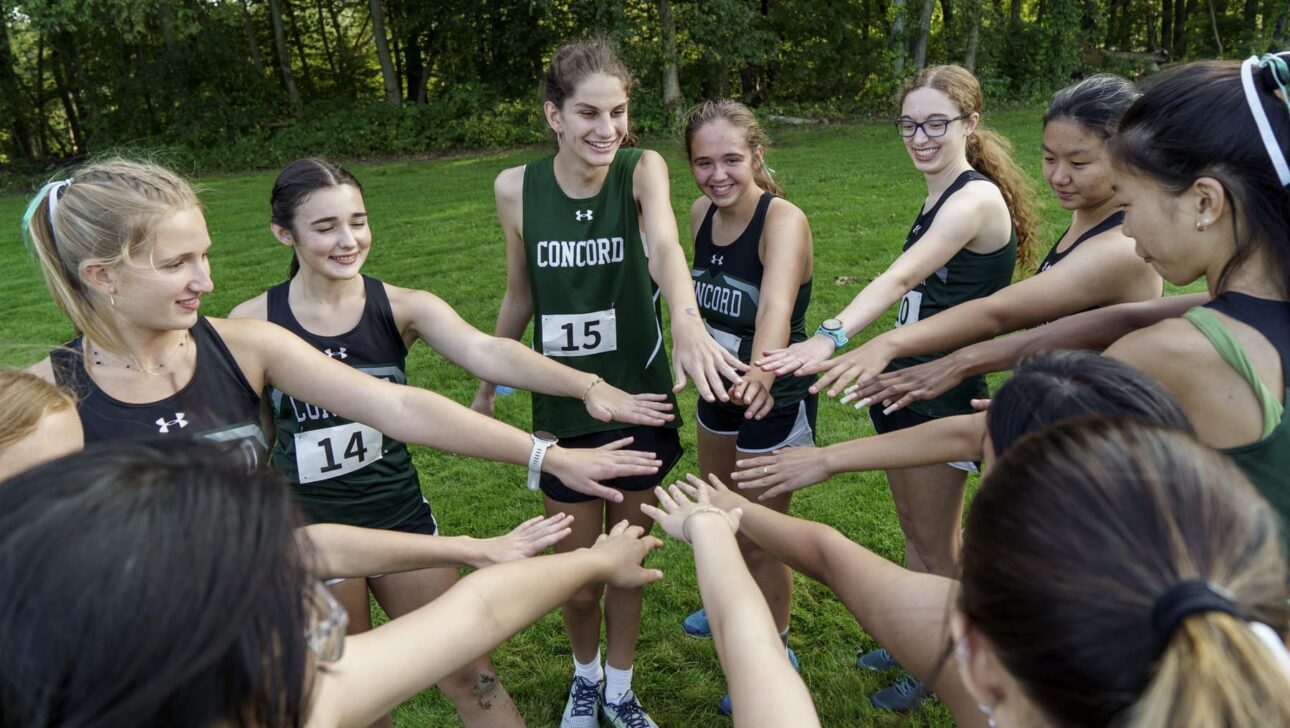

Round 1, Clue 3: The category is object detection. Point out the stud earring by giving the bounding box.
[978,701,998,728]
[1195,221,1208,231]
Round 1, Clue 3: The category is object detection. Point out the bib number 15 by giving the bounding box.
[541,309,618,357]
[295,421,384,483]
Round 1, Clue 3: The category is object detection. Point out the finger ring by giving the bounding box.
[762,466,768,476]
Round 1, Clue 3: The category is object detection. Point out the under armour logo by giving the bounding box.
[575,209,594,222]
[324,347,348,360]
[156,412,188,433]
[912,224,922,236]
[711,255,724,266]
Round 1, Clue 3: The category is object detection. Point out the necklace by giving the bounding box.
[90,333,190,376]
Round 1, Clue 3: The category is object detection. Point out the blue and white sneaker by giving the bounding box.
[601,690,659,728]
[717,647,799,715]
[681,607,711,637]
[559,676,602,728]
[870,673,927,712]
[856,646,902,672]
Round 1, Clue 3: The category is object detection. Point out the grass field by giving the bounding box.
[0,107,1162,726]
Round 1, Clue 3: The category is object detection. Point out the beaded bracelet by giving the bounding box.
[582,376,605,403]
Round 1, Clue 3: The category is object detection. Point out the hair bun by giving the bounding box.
[1258,52,1290,93]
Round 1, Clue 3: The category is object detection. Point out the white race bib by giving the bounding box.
[895,290,923,328]
[295,421,384,483]
[541,308,618,357]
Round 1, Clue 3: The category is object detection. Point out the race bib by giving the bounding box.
[295,421,384,483]
[704,321,742,358]
[895,290,923,328]
[541,308,618,357]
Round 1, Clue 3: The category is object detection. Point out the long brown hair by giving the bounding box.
[0,370,75,449]
[962,419,1290,727]
[683,99,785,198]
[901,65,1040,269]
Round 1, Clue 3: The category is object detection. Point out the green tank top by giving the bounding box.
[888,170,1017,419]
[522,148,681,437]
[1183,306,1290,545]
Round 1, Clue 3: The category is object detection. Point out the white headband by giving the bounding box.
[1241,55,1290,187]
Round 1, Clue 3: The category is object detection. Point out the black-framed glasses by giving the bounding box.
[895,114,970,138]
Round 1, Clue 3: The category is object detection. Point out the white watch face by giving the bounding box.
[533,430,558,445]
[822,319,843,332]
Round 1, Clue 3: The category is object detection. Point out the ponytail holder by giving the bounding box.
[1151,580,1244,652]
[20,178,72,251]
[1241,55,1290,187]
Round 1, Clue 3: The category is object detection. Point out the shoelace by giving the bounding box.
[608,693,652,728]
[569,678,600,717]
[892,675,924,697]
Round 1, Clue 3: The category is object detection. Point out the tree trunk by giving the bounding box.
[314,0,337,78]
[1277,6,1289,42]
[0,1,34,163]
[1206,0,1223,53]
[284,0,313,93]
[892,0,909,75]
[913,0,936,69]
[1161,0,1174,53]
[403,31,422,103]
[964,0,982,70]
[50,32,84,153]
[369,0,400,105]
[240,0,267,76]
[267,0,301,108]
[1010,0,1023,24]
[324,0,350,91]
[1173,0,1191,56]
[658,0,683,120]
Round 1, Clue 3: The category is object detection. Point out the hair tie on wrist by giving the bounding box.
[1151,580,1243,652]
[681,506,730,543]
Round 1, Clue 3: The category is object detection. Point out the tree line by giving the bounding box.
[0,0,1285,173]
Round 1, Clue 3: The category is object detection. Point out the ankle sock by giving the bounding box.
[574,651,603,684]
[604,663,634,704]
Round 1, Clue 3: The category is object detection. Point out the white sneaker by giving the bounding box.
[559,676,602,728]
[601,690,659,728]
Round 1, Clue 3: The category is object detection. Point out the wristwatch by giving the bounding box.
[816,318,848,350]
[528,431,558,491]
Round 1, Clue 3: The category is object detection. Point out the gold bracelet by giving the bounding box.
[581,376,605,403]
[681,506,732,543]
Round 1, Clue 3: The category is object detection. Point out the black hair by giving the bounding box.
[986,350,1194,456]
[1110,59,1290,297]
[1044,74,1140,140]
[270,157,364,278]
[0,440,314,728]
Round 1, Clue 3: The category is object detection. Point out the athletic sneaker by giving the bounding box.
[717,647,799,715]
[870,673,927,712]
[600,690,659,728]
[559,676,602,728]
[681,607,711,637]
[856,646,901,671]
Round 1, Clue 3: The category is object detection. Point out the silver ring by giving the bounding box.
[762,467,768,476]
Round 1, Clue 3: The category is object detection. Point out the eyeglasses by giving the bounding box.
[895,114,970,138]
[304,580,348,662]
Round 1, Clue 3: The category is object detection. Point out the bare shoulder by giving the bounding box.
[24,357,55,382]
[765,196,809,229]
[227,291,270,320]
[494,165,525,203]
[383,281,448,315]
[635,148,668,173]
[1104,317,1210,380]
[205,315,281,346]
[954,178,1009,216]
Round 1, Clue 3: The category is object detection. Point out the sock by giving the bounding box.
[574,651,603,684]
[604,663,634,704]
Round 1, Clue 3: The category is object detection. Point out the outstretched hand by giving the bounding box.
[673,472,750,513]
[671,315,749,403]
[754,334,836,377]
[808,337,896,397]
[584,382,676,427]
[640,479,741,544]
[591,519,665,588]
[470,513,575,568]
[839,355,966,415]
[543,438,661,503]
[730,446,832,500]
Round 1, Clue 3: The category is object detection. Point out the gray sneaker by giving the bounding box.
[870,673,927,712]
[601,690,659,728]
[559,676,602,728]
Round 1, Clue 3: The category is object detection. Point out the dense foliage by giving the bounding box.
[0,0,1284,178]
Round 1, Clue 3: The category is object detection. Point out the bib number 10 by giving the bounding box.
[295,421,384,483]
[895,290,923,328]
[541,309,618,357]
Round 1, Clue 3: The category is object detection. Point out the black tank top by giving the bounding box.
[1205,292,1290,385]
[265,275,423,530]
[1037,211,1124,273]
[52,317,266,462]
[691,192,813,405]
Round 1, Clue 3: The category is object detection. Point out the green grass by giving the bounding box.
[0,108,1197,726]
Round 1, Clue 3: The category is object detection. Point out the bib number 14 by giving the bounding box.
[295,421,384,483]
[541,309,618,357]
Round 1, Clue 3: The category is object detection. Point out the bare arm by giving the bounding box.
[212,316,659,502]
[758,183,998,376]
[729,412,987,499]
[299,513,575,577]
[731,200,813,418]
[811,231,1160,396]
[677,476,984,727]
[635,150,747,403]
[848,293,1211,413]
[641,485,820,728]
[307,522,663,728]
